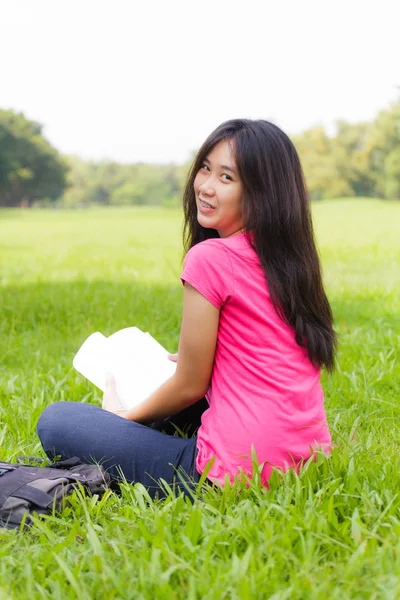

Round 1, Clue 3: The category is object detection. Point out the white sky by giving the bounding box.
[1,0,399,164]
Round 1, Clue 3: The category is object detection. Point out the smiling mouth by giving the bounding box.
[199,198,215,209]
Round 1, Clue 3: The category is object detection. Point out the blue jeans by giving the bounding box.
[36,398,208,499]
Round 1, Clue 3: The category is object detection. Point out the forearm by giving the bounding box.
[125,374,203,423]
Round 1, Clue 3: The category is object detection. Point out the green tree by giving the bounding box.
[293,101,400,201]
[384,148,400,200]
[332,120,376,197]
[0,109,68,207]
[110,181,147,205]
[293,126,352,200]
[110,165,180,206]
[367,101,400,199]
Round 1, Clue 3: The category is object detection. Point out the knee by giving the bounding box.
[36,402,74,447]
[37,401,101,445]
[36,402,83,448]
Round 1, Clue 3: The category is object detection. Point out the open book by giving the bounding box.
[73,327,177,410]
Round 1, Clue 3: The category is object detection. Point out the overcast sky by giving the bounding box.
[1,0,399,164]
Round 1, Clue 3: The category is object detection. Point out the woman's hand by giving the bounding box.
[102,373,131,419]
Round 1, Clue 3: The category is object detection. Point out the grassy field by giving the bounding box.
[0,199,399,599]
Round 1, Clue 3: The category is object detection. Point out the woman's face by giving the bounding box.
[194,139,244,238]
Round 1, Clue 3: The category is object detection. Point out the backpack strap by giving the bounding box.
[49,457,82,469]
[11,485,58,509]
[15,456,83,469]
[0,465,16,477]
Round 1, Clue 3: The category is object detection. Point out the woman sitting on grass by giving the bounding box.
[37,119,337,496]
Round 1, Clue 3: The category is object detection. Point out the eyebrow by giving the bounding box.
[203,157,237,175]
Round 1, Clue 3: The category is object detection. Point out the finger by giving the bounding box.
[105,372,116,388]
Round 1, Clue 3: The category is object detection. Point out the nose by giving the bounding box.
[198,181,215,197]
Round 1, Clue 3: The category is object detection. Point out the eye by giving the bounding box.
[200,164,232,181]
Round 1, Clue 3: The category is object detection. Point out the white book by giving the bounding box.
[73,327,177,410]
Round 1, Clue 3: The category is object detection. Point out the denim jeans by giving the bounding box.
[36,398,209,499]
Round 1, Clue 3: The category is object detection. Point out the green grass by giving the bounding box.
[0,199,399,599]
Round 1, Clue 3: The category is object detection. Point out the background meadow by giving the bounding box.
[0,199,400,599]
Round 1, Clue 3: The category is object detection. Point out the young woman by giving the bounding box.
[37,119,336,497]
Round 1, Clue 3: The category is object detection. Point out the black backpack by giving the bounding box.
[0,457,111,530]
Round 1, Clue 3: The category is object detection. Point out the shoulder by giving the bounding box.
[184,238,232,268]
[186,237,230,255]
[187,233,258,266]
[181,239,235,308]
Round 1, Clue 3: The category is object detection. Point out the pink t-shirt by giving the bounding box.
[180,232,331,486]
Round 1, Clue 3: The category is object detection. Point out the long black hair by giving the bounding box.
[183,119,337,372]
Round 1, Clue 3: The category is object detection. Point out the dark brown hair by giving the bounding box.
[183,119,337,371]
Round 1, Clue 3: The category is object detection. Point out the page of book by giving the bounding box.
[73,327,177,410]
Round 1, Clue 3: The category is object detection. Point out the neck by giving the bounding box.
[219,227,246,238]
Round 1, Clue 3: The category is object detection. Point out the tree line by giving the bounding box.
[0,102,399,208]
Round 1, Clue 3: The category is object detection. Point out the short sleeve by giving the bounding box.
[180,241,235,309]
